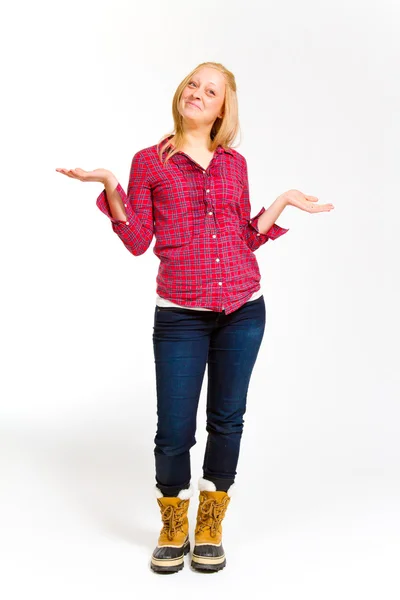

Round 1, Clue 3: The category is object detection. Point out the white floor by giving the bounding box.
[1,423,399,600]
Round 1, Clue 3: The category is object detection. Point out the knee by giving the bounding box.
[206,418,244,436]
[154,434,197,456]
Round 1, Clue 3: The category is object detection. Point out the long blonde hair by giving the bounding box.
[157,62,241,166]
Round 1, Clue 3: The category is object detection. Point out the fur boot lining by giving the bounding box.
[178,482,194,500]
[226,482,236,498]
[154,483,194,499]
[198,477,236,498]
[198,476,217,492]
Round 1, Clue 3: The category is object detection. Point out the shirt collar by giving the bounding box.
[163,134,234,155]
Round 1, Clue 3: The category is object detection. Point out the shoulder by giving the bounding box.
[224,147,248,177]
[131,144,156,162]
[129,143,164,174]
[227,146,243,158]
[136,138,176,164]
[225,146,247,166]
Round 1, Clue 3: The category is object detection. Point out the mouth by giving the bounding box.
[186,101,201,110]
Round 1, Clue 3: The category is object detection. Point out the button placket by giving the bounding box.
[202,164,223,306]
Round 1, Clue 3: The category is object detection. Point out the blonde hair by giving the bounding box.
[157,61,241,166]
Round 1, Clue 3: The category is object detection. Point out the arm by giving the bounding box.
[103,174,128,221]
[239,156,289,252]
[96,151,154,256]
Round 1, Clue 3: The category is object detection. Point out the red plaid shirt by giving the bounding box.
[96,135,289,314]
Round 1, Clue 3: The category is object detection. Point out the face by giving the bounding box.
[179,67,226,125]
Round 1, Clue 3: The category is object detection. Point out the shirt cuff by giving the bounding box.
[96,182,131,225]
[249,206,290,239]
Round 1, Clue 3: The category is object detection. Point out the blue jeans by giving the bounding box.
[152,295,266,495]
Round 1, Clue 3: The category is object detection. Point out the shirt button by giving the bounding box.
[124,203,127,207]
[208,211,213,215]
[212,234,216,238]
[126,221,130,225]
[216,258,220,262]
[206,189,210,193]
[203,170,206,174]
[218,282,222,286]
[257,232,260,236]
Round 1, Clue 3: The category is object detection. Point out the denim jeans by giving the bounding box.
[152,294,266,496]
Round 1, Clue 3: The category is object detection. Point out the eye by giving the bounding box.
[188,81,216,95]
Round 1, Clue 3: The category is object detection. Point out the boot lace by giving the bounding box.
[159,500,188,541]
[196,495,230,537]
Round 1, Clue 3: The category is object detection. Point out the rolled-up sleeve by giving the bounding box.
[96,151,154,256]
[239,156,289,252]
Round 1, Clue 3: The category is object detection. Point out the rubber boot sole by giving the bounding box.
[191,550,226,572]
[150,537,190,574]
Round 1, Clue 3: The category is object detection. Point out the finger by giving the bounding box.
[55,168,76,178]
[70,169,87,180]
[309,203,334,212]
[304,195,319,202]
[71,168,87,180]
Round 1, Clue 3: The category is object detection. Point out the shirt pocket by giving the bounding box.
[213,163,244,216]
[152,179,194,255]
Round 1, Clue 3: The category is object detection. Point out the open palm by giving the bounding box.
[280,189,334,213]
[55,167,110,184]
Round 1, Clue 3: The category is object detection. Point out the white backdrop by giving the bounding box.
[1,0,399,597]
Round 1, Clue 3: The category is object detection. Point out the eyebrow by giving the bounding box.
[192,78,217,87]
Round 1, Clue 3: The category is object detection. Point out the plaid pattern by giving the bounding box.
[96,135,289,314]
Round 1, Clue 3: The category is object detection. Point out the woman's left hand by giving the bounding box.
[277,190,334,213]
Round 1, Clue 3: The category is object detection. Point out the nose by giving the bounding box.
[190,87,201,99]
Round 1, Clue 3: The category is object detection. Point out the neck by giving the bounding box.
[180,128,213,151]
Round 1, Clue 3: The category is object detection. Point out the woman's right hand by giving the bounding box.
[55,167,112,184]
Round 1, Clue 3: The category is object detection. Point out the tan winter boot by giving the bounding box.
[150,483,193,574]
[191,477,235,572]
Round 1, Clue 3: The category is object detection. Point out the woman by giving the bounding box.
[56,61,334,575]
